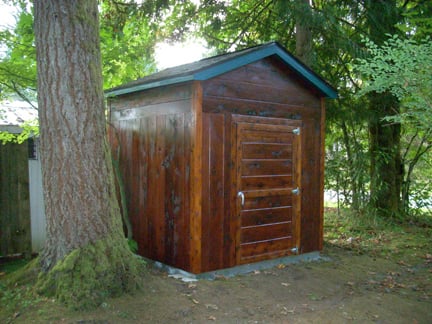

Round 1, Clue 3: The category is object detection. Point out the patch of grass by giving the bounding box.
[0,258,45,323]
[324,208,431,262]
[0,282,45,322]
[0,258,29,275]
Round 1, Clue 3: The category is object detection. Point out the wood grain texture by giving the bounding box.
[189,81,203,274]
[202,60,324,257]
[232,116,302,264]
[109,83,193,271]
[0,142,31,255]
[109,55,326,273]
[201,113,226,271]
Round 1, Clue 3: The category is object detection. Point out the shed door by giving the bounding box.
[233,118,302,264]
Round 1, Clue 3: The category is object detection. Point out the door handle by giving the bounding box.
[237,191,245,206]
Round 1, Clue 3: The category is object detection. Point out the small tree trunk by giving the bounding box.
[368,92,402,217]
[34,0,142,308]
[295,0,313,66]
[340,121,361,211]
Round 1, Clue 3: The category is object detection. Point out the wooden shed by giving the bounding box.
[107,42,337,274]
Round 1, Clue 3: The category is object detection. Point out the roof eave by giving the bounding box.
[106,75,195,97]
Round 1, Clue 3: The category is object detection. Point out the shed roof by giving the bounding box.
[106,41,337,99]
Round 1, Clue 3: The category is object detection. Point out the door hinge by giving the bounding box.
[290,247,299,254]
[292,127,301,135]
[292,187,300,195]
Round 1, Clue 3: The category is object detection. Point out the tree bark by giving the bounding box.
[34,0,142,308]
[295,0,313,66]
[365,0,402,217]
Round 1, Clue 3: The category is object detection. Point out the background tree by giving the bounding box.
[173,0,431,218]
[0,4,36,105]
[364,0,403,218]
[33,0,142,308]
[0,0,164,101]
[356,35,432,214]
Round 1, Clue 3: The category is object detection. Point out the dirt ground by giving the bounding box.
[2,241,431,324]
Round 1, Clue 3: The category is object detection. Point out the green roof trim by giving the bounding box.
[106,42,338,99]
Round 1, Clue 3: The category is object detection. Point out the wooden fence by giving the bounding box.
[0,140,31,256]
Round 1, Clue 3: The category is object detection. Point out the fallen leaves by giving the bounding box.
[205,304,219,310]
[280,306,296,315]
[187,283,197,289]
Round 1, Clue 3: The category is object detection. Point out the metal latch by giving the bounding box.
[292,127,301,135]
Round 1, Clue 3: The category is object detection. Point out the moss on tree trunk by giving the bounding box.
[36,236,145,309]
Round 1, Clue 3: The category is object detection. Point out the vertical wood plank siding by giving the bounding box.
[201,112,229,271]
[109,84,193,271]
[108,56,326,273]
[201,57,323,257]
[0,142,31,256]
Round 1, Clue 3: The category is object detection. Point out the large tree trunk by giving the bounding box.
[365,0,402,217]
[34,0,142,308]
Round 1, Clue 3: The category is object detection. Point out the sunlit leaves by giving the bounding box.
[0,119,38,144]
[356,35,432,130]
[355,35,432,214]
[0,7,36,102]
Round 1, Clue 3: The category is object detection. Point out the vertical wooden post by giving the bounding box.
[318,98,326,251]
[189,81,203,273]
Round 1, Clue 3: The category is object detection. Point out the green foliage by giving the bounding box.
[127,239,138,253]
[325,102,370,210]
[1,0,430,217]
[355,35,432,215]
[100,1,161,89]
[0,119,38,144]
[0,257,29,274]
[0,0,168,144]
[0,6,37,103]
[0,1,166,96]
[356,35,432,131]
[0,282,43,316]
[176,0,432,216]
[397,0,432,38]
